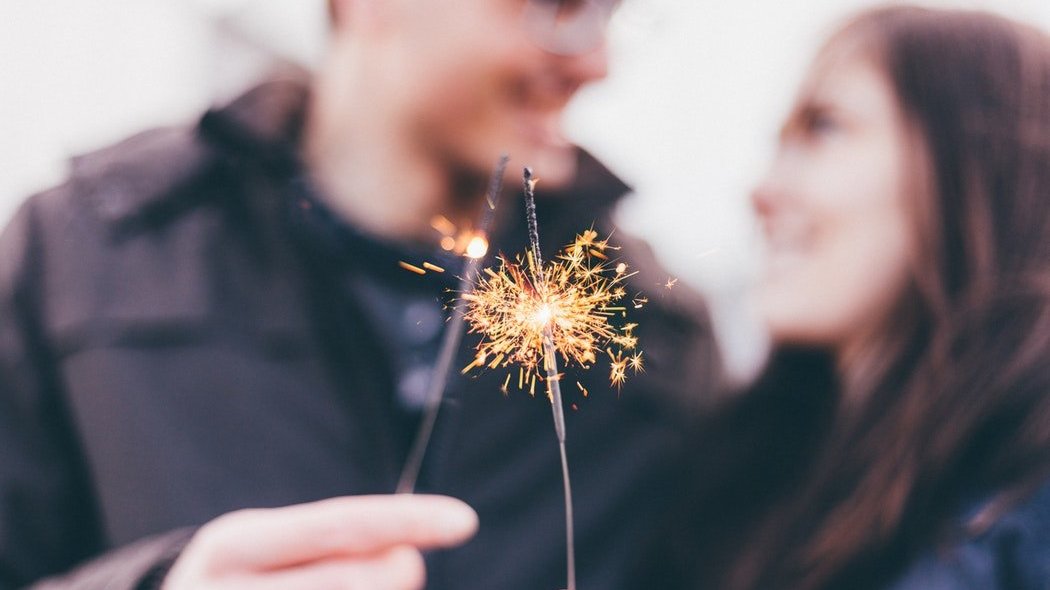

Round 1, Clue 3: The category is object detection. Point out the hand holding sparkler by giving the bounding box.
[164,495,477,590]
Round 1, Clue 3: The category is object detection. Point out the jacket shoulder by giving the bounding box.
[0,123,218,297]
[64,125,218,229]
[886,479,1050,590]
[0,123,243,349]
[2,124,218,261]
[23,74,310,237]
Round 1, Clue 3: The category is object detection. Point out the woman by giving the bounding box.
[645,6,1050,590]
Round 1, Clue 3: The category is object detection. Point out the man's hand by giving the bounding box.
[163,495,478,590]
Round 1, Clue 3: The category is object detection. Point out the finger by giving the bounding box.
[237,546,427,590]
[210,495,478,570]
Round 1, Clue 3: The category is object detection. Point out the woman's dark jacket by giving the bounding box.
[639,350,1049,590]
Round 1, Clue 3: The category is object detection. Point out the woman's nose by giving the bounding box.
[751,149,797,220]
[751,173,779,221]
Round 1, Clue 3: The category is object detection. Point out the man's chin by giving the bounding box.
[508,142,577,190]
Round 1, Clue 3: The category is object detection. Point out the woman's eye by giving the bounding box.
[779,105,844,146]
[804,109,840,137]
[812,115,837,135]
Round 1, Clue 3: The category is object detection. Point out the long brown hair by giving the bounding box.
[728,7,1050,590]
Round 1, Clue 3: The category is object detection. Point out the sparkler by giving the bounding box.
[461,168,643,590]
[396,154,509,495]
[525,166,577,590]
[461,183,642,393]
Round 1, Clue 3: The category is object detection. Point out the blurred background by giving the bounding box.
[4,0,1049,380]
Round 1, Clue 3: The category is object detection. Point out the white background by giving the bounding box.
[4,1,1049,377]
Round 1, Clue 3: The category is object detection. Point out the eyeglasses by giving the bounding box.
[521,0,621,56]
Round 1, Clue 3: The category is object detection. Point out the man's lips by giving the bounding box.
[513,110,569,148]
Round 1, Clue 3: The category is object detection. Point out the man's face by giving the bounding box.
[363,0,612,187]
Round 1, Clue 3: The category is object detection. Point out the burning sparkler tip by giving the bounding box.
[465,235,490,259]
[462,230,643,391]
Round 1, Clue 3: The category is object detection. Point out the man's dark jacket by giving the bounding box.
[0,77,720,589]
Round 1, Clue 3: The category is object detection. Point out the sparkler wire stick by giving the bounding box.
[523,167,577,590]
[396,154,509,494]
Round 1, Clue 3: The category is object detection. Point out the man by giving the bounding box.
[0,0,720,588]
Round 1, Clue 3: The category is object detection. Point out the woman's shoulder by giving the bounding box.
[886,478,1050,590]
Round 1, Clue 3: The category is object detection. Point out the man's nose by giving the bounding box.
[522,0,617,61]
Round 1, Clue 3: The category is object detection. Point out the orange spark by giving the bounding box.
[399,261,427,275]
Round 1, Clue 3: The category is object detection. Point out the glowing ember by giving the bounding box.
[533,304,553,328]
[466,235,490,259]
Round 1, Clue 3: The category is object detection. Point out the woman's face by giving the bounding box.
[753,53,917,351]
